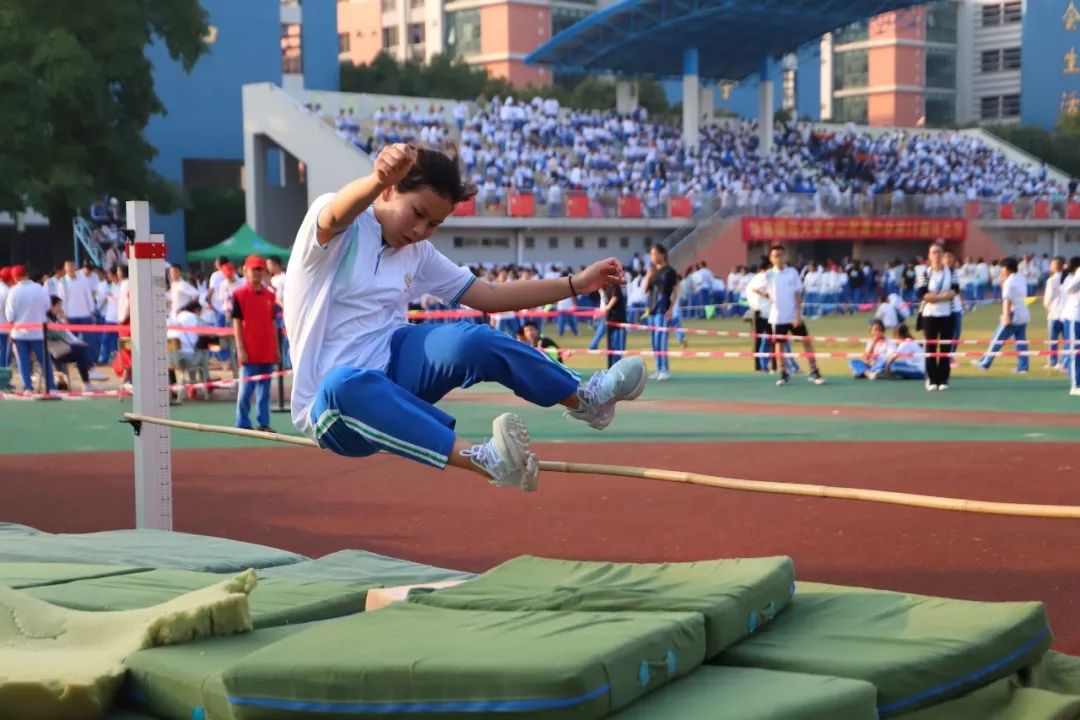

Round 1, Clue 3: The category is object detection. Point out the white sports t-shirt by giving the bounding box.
[284,195,476,439]
[1062,271,1080,322]
[766,266,802,325]
[1002,273,1031,325]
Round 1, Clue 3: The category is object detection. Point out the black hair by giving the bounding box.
[870,319,885,332]
[1001,256,1019,273]
[217,256,228,266]
[182,299,202,314]
[49,295,62,307]
[896,324,912,339]
[651,244,668,258]
[266,255,282,266]
[521,320,540,331]
[1068,256,1080,274]
[769,244,786,254]
[396,145,476,204]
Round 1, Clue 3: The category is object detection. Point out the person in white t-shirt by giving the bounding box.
[916,243,959,391]
[850,320,892,378]
[756,245,824,386]
[1061,257,1080,396]
[168,266,200,318]
[881,324,926,380]
[975,256,1031,373]
[1043,256,1067,371]
[284,144,647,492]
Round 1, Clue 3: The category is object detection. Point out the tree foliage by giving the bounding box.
[340,53,669,115]
[0,0,209,222]
[989,115,1080,179]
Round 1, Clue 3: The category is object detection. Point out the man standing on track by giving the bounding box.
[642,244,678,381]
[759,245,824,386]
[233,255,279,432]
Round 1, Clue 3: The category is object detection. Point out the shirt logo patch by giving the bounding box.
[404,272,413,289]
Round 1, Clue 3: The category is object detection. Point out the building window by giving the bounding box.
[573,236,584,249]
[981,4,1001,26]
[1003,1,1021,23]
[445,9,481,58]
[925,1,958,43]
[552,6,590,35]
[1002,47,1021,70]
[980,96,1000,119]
[598,236,607,248]
[981,49,1001,73]
[524,236,535,249]
[925,46,956,88]
[408,22,425,44]
[338,32,350,54]
[548,237,558,249]
[281,23,302,74]
[453,237,464,248]
[620,237,629,249]
[643,237,653,249]
[1002,94,1020,117]
[382,26,399,47]
[925,91,955,125]
[832,95,868,124]
[833,49,868,91]
[410,0,424,6]
[833,19,869,45]
[381,0,394,11]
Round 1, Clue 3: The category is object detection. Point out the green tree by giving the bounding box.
[635,78,669,115]
[990,115,1080,179]
[0,0,209,224]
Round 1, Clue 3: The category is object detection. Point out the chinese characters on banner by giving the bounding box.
[741,218,967,242]
[1062,1,1080,114]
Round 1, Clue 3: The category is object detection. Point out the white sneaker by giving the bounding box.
[461,413,539,492]
[565,356,647,430]
[938,383,950,391]
[866,370,879,381]
[89,370,108,381]
[926,382,939,392]
[655,371,670,381]
[971,360,988,371]
[83,383,100,393]
[1071,387,1080,397]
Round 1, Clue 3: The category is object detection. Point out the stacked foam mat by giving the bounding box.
[0,524,1078,719]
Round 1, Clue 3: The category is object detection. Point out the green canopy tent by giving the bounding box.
[186,224,285,264]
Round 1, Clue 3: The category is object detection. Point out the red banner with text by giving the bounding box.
[741,217,967,242]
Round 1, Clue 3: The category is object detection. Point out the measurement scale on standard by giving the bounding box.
[128,202,173,530]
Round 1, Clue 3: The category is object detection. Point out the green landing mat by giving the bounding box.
[611,666,878,719]
[25,569,376,629]
[409,555,795,658]
[0,528,307,572]
[260,549,474,584]
[128,603,705,720]
[716,581,1052,716]
[0,562,148,589]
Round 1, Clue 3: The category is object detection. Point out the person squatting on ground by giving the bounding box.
[284,143,647,492]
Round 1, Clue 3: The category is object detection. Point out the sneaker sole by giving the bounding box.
[492,413,539,492]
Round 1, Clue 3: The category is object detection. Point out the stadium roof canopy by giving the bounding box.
[526,0,938,81]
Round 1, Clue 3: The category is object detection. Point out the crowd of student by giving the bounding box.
[3,243,1078,400]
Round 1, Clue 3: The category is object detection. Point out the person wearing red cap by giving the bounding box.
[0,266,12,371]
[232,255,278,431]
[4,265,55,394]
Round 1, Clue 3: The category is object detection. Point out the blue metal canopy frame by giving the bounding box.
[526,0,938,81]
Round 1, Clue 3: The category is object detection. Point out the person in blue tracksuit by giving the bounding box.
[642,244,679,381]
[283,144,648,493]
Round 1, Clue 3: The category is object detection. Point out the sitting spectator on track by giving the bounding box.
[850,320,892,379]
[517,320,564,364]
[878,324,926,380]
[167,299,212,401]
[45,296,99,392]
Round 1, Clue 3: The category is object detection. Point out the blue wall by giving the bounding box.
[303,0,341,93]
[145,0,338,263]
[1020,0,1078,129]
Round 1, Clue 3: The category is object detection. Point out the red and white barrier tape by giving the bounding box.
[0,369,292,401]
[561,348,1066,359]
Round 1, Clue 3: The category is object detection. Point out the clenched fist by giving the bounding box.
[571,257,626,296]
[375,143,417,187]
